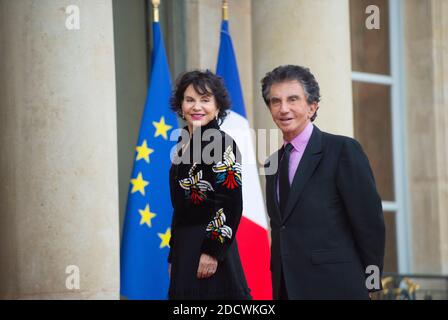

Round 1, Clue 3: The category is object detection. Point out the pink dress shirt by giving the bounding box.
[277,122,314,201]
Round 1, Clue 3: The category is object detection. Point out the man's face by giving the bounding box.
[268,80,318,141]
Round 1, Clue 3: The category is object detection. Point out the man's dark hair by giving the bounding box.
[261,65,321,121]
[170,70,230,125]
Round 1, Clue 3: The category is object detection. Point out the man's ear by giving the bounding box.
[309,103,318,117]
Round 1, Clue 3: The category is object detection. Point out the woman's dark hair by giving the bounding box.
[261,65,321,121]
[170,70,231,125]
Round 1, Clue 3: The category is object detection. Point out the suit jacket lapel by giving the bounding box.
[282,126,323,222]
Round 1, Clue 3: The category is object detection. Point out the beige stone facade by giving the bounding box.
[0,0,446,299]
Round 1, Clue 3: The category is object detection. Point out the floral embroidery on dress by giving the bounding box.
[179,163,214,205]
[206,208,233,243]
[212,145,242,190]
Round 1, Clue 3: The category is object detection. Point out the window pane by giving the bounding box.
[349,0,390,74]
[352,81,395,201]
[383,211,398,273]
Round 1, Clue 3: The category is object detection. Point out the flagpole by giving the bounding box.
[222,0,228,21]
[152,0,160,22]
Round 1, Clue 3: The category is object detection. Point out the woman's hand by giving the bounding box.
[197,253,218,279]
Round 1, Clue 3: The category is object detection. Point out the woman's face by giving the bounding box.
[181,84,219,131]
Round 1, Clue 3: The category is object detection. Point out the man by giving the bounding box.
[262,65,385,299]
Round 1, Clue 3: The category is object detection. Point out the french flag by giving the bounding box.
[216,19,272,300]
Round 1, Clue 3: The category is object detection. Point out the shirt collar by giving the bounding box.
[283,122,314,151]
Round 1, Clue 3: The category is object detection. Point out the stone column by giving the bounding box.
[252,0,354,140]
[0,0,120,299]
[403,0,448,274]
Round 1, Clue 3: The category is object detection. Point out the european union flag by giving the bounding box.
[120,21,178,299]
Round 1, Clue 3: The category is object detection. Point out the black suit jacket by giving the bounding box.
[265,125,385,299]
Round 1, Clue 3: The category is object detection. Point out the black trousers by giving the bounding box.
[279,265,289,300]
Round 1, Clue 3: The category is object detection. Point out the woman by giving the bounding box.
[167,70,251,300]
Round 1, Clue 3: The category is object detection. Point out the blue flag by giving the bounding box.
[216,20,246,118]
[120,22,178,299]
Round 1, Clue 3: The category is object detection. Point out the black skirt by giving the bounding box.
[168,225,252,300]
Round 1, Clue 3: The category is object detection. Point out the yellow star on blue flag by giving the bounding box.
[153,116,173,140]
[157,228,171,249]
[136,140,154,163]
[139,204,156,228]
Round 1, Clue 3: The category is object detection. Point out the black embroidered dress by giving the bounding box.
[168,119,251,300]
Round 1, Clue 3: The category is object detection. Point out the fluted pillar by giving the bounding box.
[403,0,448,274]
[0,0,119,299]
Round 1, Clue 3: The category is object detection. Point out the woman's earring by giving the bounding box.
[181,112,186,120]
[215,113,218,121]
